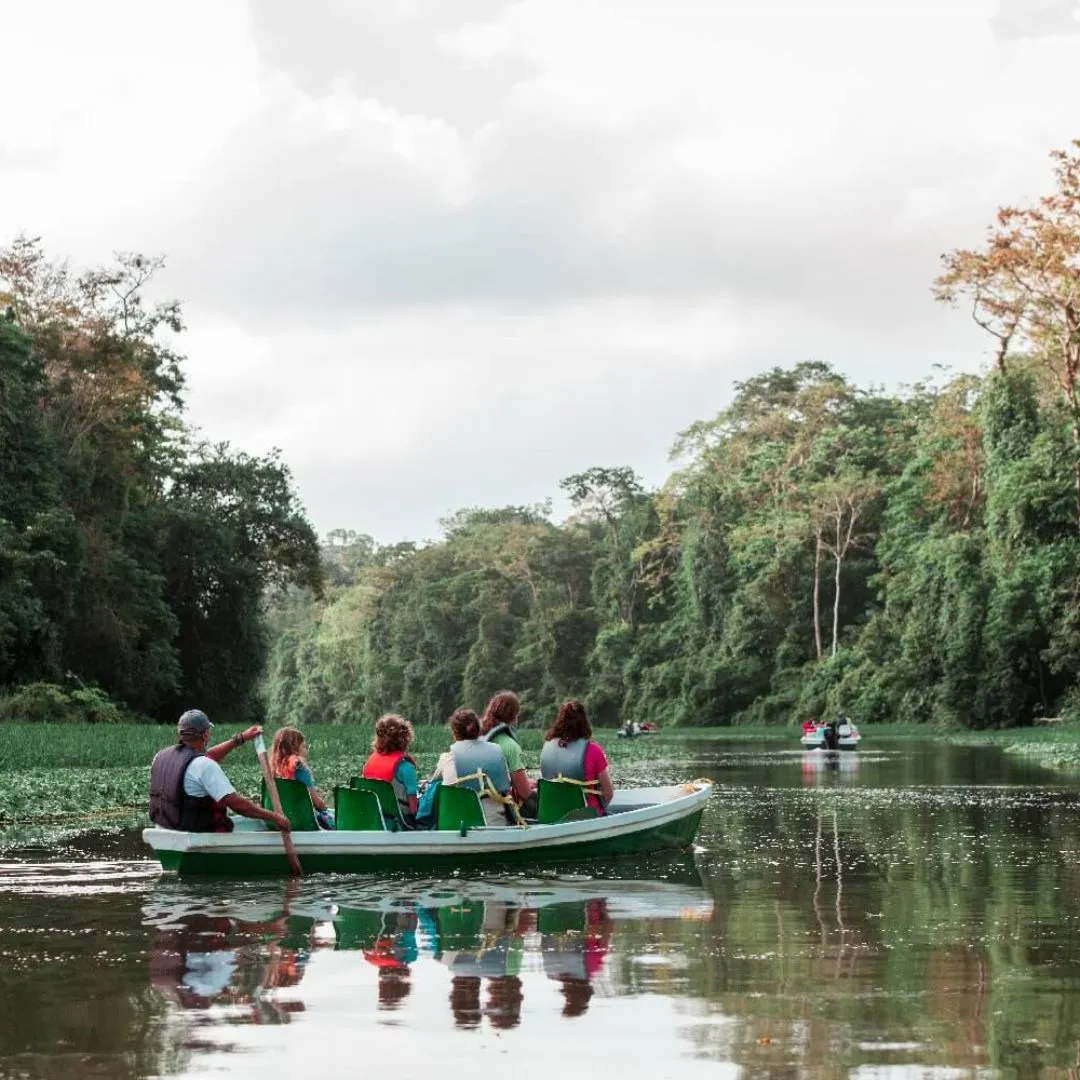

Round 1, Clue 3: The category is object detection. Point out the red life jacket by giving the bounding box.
[362,750,416,783]
[362,751,419,818]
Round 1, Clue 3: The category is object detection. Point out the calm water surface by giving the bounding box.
[3,741,1080,1079]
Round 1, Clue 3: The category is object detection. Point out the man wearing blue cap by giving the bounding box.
[149,710,290,833]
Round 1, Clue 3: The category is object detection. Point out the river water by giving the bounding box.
[2,740,1080,1079]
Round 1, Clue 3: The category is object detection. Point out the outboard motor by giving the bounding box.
[823,720,838,750]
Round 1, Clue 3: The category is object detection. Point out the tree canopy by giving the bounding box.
[0,238,322,724]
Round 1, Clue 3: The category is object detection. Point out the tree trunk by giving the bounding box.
[832,548,842,658]
[813,532,823,660]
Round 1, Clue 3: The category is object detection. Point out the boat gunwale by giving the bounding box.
[143,781,712,857]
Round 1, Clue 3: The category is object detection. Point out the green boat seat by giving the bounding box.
[436,784,486,832]
[334,906,385,950]
[434,898,486,950]
[537,900,587,935]
[334,786,385,832]
[279,914,317,950]
[350,776,405,830]
[536,778,589,824]
[261,777,320,831]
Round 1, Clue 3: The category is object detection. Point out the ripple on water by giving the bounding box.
[0,859,159,896]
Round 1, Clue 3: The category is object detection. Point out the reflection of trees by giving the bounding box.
[0,891,185,1080]
[626,750,1080,1076]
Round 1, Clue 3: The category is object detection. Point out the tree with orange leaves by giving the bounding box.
[936,141,1080,528]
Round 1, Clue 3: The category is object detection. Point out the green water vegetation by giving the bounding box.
[0,239,322,727]
[946,721,1080,770]
[265,141,1080,732]
[0,721,673,839]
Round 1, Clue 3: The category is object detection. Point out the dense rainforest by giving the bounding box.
[0,238,322,725]
[264,141,1080,731]
[8,141,1080,730]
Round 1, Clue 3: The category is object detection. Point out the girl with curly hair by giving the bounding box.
[540,700,614,813]
[270,726,335,829]
[362,714,419,823]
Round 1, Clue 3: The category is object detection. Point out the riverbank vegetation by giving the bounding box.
[266,143,1080,732]
[0,240,322,726]
[9,141,1080,733]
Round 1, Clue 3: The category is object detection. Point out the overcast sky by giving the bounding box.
[3,0,1080,542]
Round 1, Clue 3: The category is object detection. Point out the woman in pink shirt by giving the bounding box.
[539,700,615,813]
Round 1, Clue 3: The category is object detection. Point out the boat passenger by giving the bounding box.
[480,690,536,817]
[149,709,290,834]
[435,708,515,826]
[270,726,335,829]
[361,714,420,825]
[540,700,614,814]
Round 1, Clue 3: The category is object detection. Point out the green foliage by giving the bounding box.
[0,683,138,725]
[266,359,1080,732]
[0,238,323,724]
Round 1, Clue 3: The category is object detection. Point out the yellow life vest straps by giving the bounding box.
[447,771,527,827]
[548,774,602,795]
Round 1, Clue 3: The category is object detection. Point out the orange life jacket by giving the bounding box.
[275,754,304,781]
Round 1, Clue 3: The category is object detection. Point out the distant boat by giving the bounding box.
[800,718,861,751]
[616,721,659,739]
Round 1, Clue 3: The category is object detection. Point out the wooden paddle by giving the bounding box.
[254,733,303,877]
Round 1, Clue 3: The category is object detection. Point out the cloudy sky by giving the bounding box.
[3,0,1080,541]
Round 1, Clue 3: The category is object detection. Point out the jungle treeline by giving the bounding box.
[266,141,1080,730]
[0,239,322,724]
[9,141,1080,729]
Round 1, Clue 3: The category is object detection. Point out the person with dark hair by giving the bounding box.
[434,708,514,826]
[362,714,419,823]
[540,700,614,813]
[480,690,536,815]
[149,710,290,833]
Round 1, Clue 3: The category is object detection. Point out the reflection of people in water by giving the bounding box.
[450,975,483,1028]
[428,899,529,1029]
[540,898,613,1019]
[149,906,317,1023]
[361,910,418,1011]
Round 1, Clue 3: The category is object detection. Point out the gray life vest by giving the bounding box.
[540,738,589,781]
[450,739,511,794]
[482,723,519,745]
[149,744,230,832]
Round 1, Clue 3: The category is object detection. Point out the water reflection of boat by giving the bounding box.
[144,782,712,876]
[801,750,860,785]
[144,872,714,1027]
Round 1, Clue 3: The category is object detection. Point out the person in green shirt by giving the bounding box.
[480,690,537,817]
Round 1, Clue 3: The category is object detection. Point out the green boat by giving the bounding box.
[142,781,713,876]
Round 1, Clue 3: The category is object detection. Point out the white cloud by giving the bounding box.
[3,0,1080,539]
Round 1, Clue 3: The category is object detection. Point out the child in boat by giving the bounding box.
[270,727,335,829]
[540,700,614,813]
[361,714,420,826]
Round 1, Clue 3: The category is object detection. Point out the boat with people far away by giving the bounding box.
[800,716,861,751]
[143,780,713,876]
[616,721,659,738]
